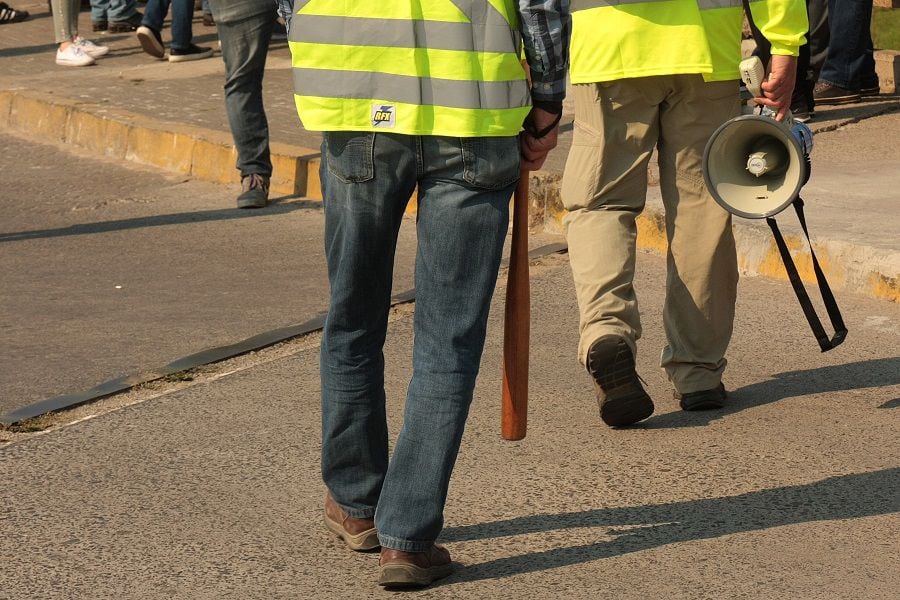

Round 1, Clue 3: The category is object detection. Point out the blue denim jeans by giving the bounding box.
[819,0,877,90]
[90,0,139,22]
[210,5,275,177]
[319,131,519,552]
[141,0,193,51]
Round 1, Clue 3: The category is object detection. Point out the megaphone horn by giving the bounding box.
[702,115,810,219]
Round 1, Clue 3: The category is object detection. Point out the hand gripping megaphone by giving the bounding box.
[702,57,847,352]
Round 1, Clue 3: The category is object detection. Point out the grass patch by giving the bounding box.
[873,7,900,51]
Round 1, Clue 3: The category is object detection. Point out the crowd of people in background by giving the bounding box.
[0,0,286,65]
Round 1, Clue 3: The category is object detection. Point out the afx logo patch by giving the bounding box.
[371,104,396,128]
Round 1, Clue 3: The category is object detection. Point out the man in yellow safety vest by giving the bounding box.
[561,0,807,427]
[289,0,571,588]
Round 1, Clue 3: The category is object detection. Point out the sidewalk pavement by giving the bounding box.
[1,1,898,303]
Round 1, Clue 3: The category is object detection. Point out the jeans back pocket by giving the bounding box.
[324,132,375,183]
[460,136,520,190]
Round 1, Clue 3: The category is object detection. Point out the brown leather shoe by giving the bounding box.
[323,494,379,551]
[378,544,454,588]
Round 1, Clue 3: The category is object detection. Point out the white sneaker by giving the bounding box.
[73,36,109,59]
[56,44,96,67]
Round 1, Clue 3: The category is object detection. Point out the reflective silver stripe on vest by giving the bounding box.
[697,0,745,8]
[293,67,530,110]
[573,0,746,9]
[291,15,517,53]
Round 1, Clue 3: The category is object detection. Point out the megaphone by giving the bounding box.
[701,57,846,352]
[703,114,812,219]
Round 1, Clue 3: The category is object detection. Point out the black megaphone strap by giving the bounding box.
[765,197,848,352]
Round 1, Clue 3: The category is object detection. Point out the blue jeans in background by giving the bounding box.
[141,0,194,51]
[319,131,519,552]
[819,0,877,90]
[213,7,275,178]
[90,0,139,22]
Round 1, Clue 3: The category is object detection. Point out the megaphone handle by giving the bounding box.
[766,198,848,352]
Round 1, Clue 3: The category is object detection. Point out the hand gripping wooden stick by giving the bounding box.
[501,171,530,441]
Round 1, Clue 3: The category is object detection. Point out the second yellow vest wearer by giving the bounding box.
[570,0,808,84]
[288,0,531,137]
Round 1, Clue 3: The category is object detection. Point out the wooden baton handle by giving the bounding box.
[501,171,530,441]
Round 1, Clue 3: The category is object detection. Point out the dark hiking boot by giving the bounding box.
[675,383,727,411]
[587,335,654,427]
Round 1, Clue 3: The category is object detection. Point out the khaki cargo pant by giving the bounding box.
[561,75,740,394]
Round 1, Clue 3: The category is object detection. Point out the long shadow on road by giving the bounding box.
[442,468,900,583]
[0,197,318,242]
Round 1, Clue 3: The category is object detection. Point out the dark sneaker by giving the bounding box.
[587,335,654,427]
[790,100,813,123]
[813,81,860,105]
[323,494,379,551]
[109,12,142,32]
[135,25,164,58]
[0,3,29,23]
[236,173,270,208]
[168,43,213,62]
[675,383,727,411]
[92,20,108,32]
[378,545,454,588]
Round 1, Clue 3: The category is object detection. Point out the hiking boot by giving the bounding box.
[168,43,213,62]
[236,173,270,208]
[136,25,164,58]
[813,81,860,105]
[675,383,727,411]
[109,12,142,32]
[324,494,379,551]
[378,544,454,588]
[587,335,654,427]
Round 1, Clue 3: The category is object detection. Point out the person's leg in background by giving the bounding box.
[137,0,168,58]
[816,0,875,104]
[807,0,829,82]
[107,0,141,32]
[90,0,108,32]
[52,0,108,66]
[201,0,213,26]
[210,2,276,207]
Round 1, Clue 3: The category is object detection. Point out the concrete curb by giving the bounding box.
[1,88,897,303]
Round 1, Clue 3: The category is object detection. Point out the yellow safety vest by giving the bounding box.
[289,0,531,137]
[570,0,807,84]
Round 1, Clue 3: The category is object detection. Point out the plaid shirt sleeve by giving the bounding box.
[517,0,571,103]
[277,0,294,30]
